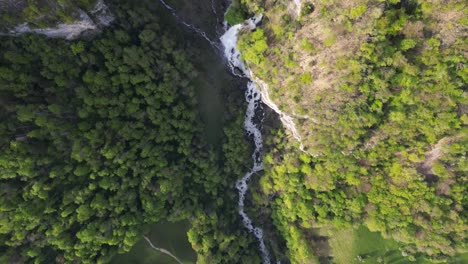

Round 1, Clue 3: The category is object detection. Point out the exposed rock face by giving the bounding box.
[5,0,114,39]
[293,0,302,16]
[9,10,96,40]
[90,0,114,26]
[250,72,310,154]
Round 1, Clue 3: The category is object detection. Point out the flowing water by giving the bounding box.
[157,1,292,262]
[219,15,272,264]
[4,0,299,261]
[158,0,220,49]
[4,0,293,261]
[159,1,273,262]
[250,73,309,154]
[2,0,290,262]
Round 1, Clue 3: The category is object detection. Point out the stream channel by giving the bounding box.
[113,0,273,263]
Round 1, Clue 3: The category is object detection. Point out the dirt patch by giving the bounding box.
[423,0,467,46]
[417,135,464,178]
[436,178,456,196]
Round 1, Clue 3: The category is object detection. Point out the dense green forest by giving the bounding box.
[0,0,466,263]
[0,0,263,263]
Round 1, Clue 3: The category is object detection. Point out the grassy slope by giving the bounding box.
[327,225,468,264]
[326,226,422,264]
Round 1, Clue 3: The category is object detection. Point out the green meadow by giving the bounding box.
[327,226,429,264]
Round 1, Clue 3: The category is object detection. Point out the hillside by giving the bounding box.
[234,0,467,262]
[0,0,466,263]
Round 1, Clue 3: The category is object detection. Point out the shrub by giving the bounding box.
[301,3,315,16]
[300,39,315,53]
[324,34,337,47]
[349,4,368,19]
[225,5,247,25]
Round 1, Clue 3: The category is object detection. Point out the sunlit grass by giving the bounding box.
[327,225,430,264]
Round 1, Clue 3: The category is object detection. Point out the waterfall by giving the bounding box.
[220,15,272,264]
[219,14,309,154]
[159,1,273,261]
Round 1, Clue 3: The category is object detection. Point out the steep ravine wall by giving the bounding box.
[250,72,310,154]
[5,0,114,39]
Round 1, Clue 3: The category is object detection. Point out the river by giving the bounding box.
[156,1,273,262]
[112,0,274,263]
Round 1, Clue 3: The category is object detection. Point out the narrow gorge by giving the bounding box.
[1,0,465,263]
[158,1,274,262]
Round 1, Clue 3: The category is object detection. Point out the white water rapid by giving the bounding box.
[156,1,301,262]
[219,6,307,154]
[220,15,272,264]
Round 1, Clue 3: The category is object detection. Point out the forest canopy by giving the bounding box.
[236,0,467,262]
[0,0,467,263]
[0,0,263,263]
